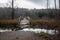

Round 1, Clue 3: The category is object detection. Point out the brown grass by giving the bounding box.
[31,19,60,29]
[0,19,19,25]
[0,19,60,29]
[0,19,19,24]
[0,19,19,28]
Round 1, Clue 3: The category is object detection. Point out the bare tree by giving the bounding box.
[11,0,14,19]
[47,0,48,9]
[59,0,60,9]
[8,0,15,19]
[54,0,56,9]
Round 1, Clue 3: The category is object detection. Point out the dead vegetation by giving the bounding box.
[31,19,60,29]
[0,19,19,29]
[0,19,60,30]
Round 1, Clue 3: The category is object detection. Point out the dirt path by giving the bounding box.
[0,31,45,40]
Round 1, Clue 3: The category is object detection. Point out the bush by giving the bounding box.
[30,19,60,29]
[0,19,19,29]
[39,32,50,38]
[30,20,38,27]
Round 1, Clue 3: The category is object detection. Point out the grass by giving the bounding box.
[31,19,60,29]
[0,19,19,29]
[37,31,57,40]
[0,19,60,30]
[38,32,50,38]
[0,19,60,40]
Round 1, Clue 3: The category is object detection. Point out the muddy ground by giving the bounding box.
[0,31,45,40]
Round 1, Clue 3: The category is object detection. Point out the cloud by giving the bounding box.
[14,0,46,9]
[0,0,8,3]
[26,0,59,9]
[27,0,47,5]
[48,0,59,9]
[48,0,55,8]
[0,0,59,9]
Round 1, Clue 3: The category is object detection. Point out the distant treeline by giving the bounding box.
[0,7,60,20]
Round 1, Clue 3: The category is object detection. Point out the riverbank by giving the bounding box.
[0,31,45,40]
[0,19,60,29]
[0,31,59,40]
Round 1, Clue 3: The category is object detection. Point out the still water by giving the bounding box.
[0,28,58,35]
[21,28,58,35]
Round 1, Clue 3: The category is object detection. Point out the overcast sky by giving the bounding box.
[0,0,59,9]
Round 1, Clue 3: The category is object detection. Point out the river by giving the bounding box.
[0,28,59,35]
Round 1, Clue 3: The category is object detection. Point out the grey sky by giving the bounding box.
[0,0,59,9]
[27,0,47,5]
[27,0,59,9]
[27,0,47,8]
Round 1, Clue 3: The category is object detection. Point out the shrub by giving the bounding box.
[0,19,19,29]
[39,32,50,38]
[30,19,60,29]
[30,20,38,27]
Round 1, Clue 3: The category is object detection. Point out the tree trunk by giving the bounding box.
[54,0,56,9]
[11,0,14,19]
[47,0,48,9]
